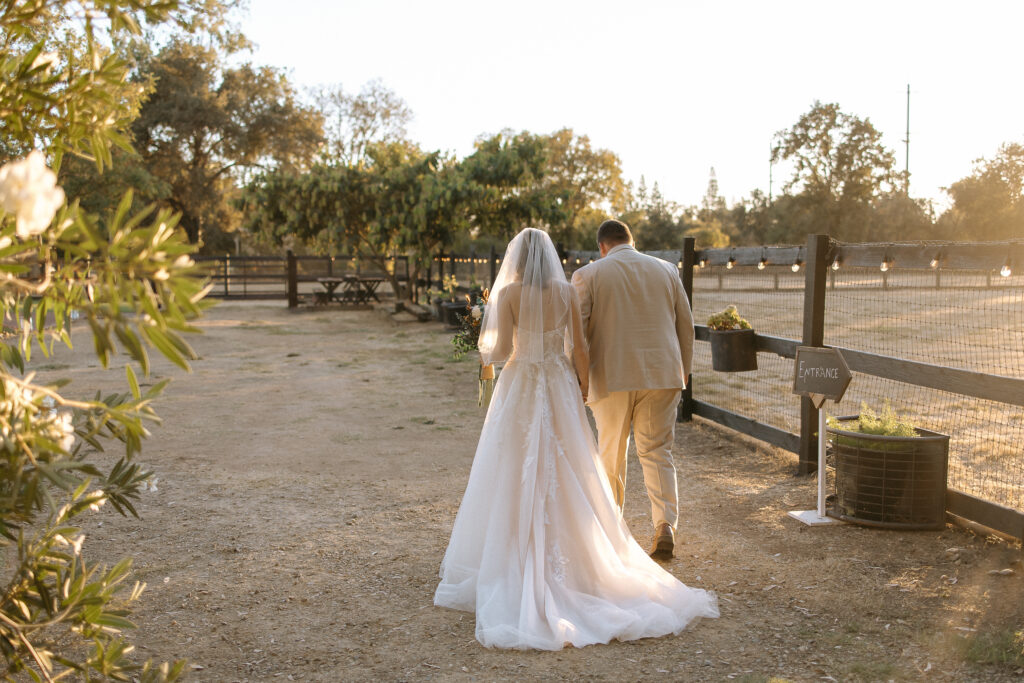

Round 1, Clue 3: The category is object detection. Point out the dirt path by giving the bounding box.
[32,301,1022,682]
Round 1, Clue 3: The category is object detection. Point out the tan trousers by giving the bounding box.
[589,389,681,529]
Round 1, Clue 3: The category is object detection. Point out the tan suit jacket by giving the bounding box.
[571,244,694,403]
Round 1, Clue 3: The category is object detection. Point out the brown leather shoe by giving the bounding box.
[649,522,674,561]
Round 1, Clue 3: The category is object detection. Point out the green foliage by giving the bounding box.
[0,0,222,679]
[128,39,324,247]
[828,402,917,438]
[707,305,751,331]
[427,274,458,302]
[941,143,1024,241]
[959,627,1024,667]
[624,177,690,250]
[770,101,899,242]
[541,128,629,249]
[451,290,487,360]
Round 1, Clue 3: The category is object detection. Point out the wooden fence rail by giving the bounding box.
[682,235,1024,540]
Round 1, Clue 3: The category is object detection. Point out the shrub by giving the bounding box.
[707,305,752,331]
[0,1,217,679]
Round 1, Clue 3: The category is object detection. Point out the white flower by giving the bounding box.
[56,411,75,452]
[0,151,66,239]
[70,534,85,555]
[471,306,482,320]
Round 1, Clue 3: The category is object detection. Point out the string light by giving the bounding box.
[726,250,736,269]
[1000,258,1012,277]
[757,248,767,270]
[831,255,840,271]
[930,252,941,269]
[880,252,892,272]
[791,259,801,273]
[699,256,708,268]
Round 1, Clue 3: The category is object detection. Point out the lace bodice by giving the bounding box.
[511,328,568,363]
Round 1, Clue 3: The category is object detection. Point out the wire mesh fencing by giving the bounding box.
[824,263,1024,512]
[690,241,1024,516]
[691,263,805,438]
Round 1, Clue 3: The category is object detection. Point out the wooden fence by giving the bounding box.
[197,254,409,302]
[682,235,1024,540]
[200,241,1023,539]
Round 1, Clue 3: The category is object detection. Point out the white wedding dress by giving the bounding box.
[434,290,719,649]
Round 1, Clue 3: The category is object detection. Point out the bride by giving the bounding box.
[434,228,718,650]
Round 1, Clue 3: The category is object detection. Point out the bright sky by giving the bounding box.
[241,0,1024,212]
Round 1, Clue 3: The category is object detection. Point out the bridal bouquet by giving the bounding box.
[452,289,495,406]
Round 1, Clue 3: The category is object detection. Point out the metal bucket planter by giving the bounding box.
[828,417,949,530]
[709,328,758,372]
[442,301,470,328]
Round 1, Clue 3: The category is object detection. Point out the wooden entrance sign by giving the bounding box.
[789,346,853,526]
[793,346,852,408]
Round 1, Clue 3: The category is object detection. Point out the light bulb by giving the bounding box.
[1000,264,1012,277]
[880,261,889,273]
[930,255,940,269]
[757,259,766,270]
[726,259,735,270]
[831,258,840,271]
[791,262,801,273]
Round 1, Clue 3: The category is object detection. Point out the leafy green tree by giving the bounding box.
[940,142,1024,240]
[0,0,219,680]
[460,130,569,241]
[541,128,630,249]
[130,39,324,248]
[772,101,897,240]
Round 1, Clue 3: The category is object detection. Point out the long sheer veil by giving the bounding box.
[478,228,571,366]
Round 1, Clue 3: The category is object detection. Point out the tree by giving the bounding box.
[621,179,695,250]
[0,0,220,679]
[460,130,569,241]
[313,80,414,167]
[941,143,1024,240]
[240,142,465,300]
[772,101,897,240]
[541,128,630,249]
[130,40,324,248]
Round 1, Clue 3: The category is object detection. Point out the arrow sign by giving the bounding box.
[788,346,853,527]
[793,346,852,408]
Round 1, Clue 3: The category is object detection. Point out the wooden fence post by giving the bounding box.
[286,250,298,308]
[679,236,696,422]
[489,245,497,288]
[798,234,830,474]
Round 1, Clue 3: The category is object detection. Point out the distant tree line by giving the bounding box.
[29,9,1023,277]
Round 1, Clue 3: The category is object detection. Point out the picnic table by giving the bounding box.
[315,276,385,305]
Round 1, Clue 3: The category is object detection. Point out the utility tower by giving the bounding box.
[903,84,911,194]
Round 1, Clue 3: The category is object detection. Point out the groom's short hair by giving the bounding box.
[597,220,633,247]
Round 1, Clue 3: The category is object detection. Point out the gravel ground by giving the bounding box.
[31,301,1022,682]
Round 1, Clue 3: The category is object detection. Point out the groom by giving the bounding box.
[571,220,694,560]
